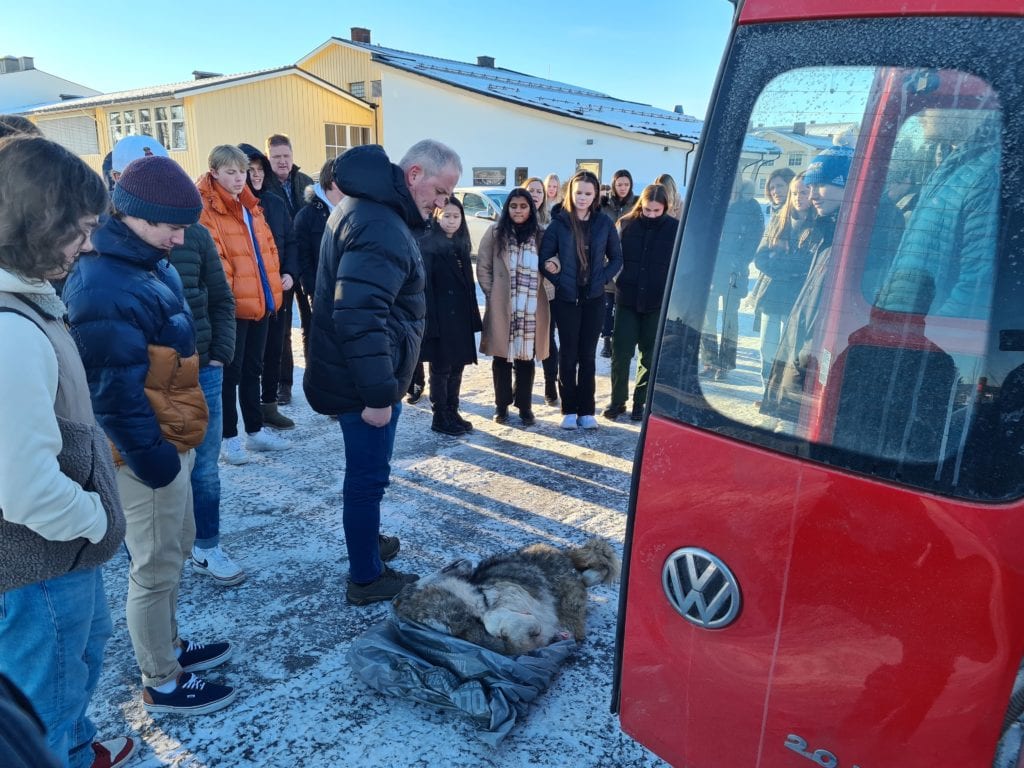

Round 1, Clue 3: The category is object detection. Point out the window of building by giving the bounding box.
[349,81,366,99]
[371,80,382,98]
[107,104,186,150]
[37,115,99,155]
[325,123,373,159]
[762,158,775,167]
[576,159,603,181]
[789,153,805,166]
[514,167,529,185]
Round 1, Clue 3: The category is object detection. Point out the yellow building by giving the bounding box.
[23,66,376,179]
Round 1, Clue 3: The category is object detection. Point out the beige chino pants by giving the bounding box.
[117,450,196,689]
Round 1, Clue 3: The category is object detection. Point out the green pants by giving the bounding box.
[610,305,660,408]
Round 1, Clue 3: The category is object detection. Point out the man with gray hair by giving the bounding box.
[304,139,461,604]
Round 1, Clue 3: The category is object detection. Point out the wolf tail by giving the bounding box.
[568,537,621,587]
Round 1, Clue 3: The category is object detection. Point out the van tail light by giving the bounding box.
[995,662,1024,767]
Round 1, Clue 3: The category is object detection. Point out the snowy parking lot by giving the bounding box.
[89,332,669,768]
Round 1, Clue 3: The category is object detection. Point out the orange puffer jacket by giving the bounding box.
[197,173,283,320]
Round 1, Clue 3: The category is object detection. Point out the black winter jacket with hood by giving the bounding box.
[238,143,299,282]
[303,145,426,414]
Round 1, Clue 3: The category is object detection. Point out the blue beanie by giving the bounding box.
[112,156,202,225]
[802,146,854,187]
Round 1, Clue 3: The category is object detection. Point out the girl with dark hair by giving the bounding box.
[599,169,637,357]
[419,197,482,435]
[604,184,679,421]
[478,188,553,426]
[541,170,623,429]
[0,135,137,766]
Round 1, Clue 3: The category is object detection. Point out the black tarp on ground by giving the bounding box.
[348,615,577,745]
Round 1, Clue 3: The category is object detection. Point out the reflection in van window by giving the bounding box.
[656,65,1013,501]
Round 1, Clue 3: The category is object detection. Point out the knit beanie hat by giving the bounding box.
[802,145,854,188]
[112,156,202,225]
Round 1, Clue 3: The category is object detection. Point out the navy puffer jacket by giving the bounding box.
[63,217,207,488]
[303,145,426,414]
[615,214,678,313]
[540,209,623,302]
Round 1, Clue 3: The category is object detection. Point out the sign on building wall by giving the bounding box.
[472,167,506,186]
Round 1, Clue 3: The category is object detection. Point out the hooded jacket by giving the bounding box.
[303,145,426,414]
[0,269,125,592]
[197,172,283,321]
[293,185,332,296]
[63,217,209,489]
[238,143,300,283]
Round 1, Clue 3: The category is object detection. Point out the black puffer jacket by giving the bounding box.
[540,209,623,303]
[293,189,330,296]
[168,223,236,367]
[239,144,299,281]
[303,145,426,414]
[615,214,678,314]
[418,228,482,367]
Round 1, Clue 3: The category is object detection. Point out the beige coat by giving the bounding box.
[476,223,553,361]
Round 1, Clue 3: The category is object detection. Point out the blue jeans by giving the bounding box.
[192,363,224,548]
[0,567,111,768]
[338,403,402,584]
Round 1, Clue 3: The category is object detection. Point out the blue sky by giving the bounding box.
[4,1,736,119]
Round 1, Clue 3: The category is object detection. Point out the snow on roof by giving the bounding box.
[755,128,837,151]
[22,66,362,115]
[339,39,778,155]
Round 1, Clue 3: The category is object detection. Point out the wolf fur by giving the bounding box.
[392,538,620,656]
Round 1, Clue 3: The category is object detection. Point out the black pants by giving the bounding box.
[429,362,465,411]
[261,306,287,403]
[492,357,535,410]
[552,297,604,416]
[541,316,559,388]
[601,292,616,338]
[409,361,426,394]
[224,316,269,438]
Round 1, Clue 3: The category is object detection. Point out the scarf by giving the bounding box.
[506,234,540,360]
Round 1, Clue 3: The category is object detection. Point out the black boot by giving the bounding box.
[544,380,558,406]
[431,409,466,435]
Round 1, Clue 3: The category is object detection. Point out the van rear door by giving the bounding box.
[614,5,1024,768]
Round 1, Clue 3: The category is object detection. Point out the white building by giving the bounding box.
[0,56,99,114]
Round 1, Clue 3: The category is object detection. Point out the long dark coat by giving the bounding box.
[419,229,482,366]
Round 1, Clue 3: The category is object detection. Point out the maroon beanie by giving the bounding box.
[112,156,202,225]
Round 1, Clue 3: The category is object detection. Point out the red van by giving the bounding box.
[613,1,1024,767]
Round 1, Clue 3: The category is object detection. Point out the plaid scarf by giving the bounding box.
[506,235,540,360]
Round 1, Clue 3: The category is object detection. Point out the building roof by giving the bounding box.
[0,67,100,113]
[754,129,837,151]
[22,66,371,115]
[307,38,778,155]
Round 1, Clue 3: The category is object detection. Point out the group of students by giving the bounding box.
[411,167,683,435]
[0,118,350,767]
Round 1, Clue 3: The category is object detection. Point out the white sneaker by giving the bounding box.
[560,414,579,430]
[578,415,599,429]
[220,436,248,465]
[246,429,289,452]
[191,545,246,586]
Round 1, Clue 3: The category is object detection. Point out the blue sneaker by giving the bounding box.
[177,639,231,673]
[143,672,235,715]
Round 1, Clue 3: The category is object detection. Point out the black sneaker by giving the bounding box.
[493,406,509,424]
[177,639,231,673]
[603,403,626,420]
[406,384,424,404]
[452,411,473,432]
[346,566,419,605]
[519,409,536,426]
[379,534,400,562]
[630,403,644,421]
[143,672,236,715]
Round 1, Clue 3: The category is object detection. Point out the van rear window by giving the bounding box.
[651,18,1024,501]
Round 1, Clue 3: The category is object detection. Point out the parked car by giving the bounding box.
[613,1,1024,767]
[452,187,509,254]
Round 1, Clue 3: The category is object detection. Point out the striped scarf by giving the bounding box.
[507,235,540,360]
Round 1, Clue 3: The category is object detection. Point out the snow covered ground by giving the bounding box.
[89,326,674,767]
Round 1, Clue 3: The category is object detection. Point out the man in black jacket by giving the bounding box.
[304,139,462,605]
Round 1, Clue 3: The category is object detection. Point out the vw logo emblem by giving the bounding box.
[662,547,741,629]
